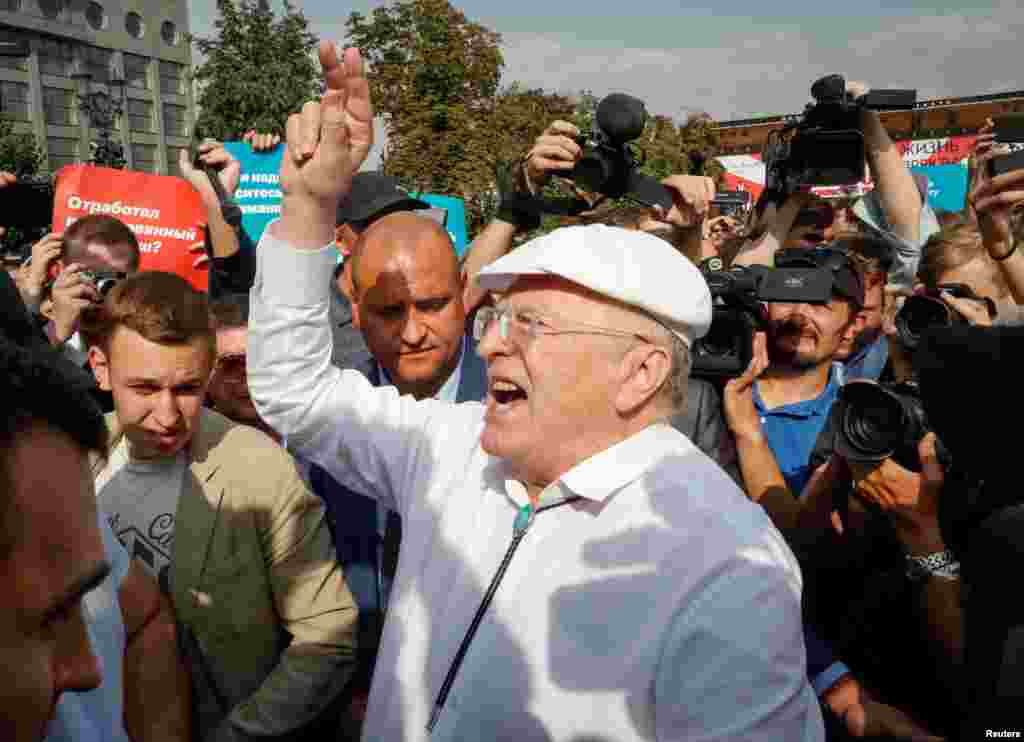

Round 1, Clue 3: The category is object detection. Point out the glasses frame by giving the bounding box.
[473,304,652,346]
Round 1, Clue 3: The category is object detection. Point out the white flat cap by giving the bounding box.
[475,224,712,347]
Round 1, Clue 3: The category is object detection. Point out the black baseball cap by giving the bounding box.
[336,172,429,226]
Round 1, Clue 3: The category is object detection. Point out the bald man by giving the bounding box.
[348,212,485,400]
[306,212,487,733]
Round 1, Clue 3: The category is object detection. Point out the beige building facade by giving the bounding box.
[0,0,193,175]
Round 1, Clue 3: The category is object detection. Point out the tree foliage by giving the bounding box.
[0,118,42,176]
[191,0,319,141]
[347,0,724,235]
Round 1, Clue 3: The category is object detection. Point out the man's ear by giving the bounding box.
[88,344,112,391]
[614,344,672,416]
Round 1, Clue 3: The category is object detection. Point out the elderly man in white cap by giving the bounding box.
[247,42,824,741]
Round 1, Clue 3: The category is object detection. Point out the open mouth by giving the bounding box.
[490,378,528,406]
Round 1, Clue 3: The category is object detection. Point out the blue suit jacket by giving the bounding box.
[307,333,487,674]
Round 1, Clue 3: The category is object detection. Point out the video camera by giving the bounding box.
[894,284,996,351]
[764,75,916,195]
[692,249,859,378]
[562,93,674,211]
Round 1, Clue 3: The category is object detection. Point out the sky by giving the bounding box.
[186,0,1024,165]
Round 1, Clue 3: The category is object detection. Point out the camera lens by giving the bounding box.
[839,382,906,460]
[895,296,952,350]
[95,277,118,297]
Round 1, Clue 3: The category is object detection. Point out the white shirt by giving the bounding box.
[46,511,132,742]
[96,438,188,582]
[248,226,824,742]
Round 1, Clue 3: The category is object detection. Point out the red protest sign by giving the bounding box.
[52,164,209,291]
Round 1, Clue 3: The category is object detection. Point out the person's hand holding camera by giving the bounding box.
[17,232,63,312]
[179,141,242,207]
[523,120,582,194]
[970,121,1023,261]
[49,262,99,345]
[845,433,946,555]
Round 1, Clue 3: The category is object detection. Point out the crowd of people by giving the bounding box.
[2,39,1024,742]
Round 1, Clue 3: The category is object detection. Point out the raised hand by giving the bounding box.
[523,120,581,193]
[277,42,374,248]
[179,141,241,203]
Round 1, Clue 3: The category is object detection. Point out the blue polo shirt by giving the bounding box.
[753,368,841,496]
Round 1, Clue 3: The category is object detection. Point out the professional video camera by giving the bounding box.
[763,75,916,195]
[894,284,996,351]
[563,93,674,211]
[693,256,841,378]
[693,247,863,379]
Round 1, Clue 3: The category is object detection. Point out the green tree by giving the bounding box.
[347,0,509,231]
[0,118,42,176]
[191,0,319,140]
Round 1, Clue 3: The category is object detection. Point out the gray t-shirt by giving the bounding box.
[96,439,187,583]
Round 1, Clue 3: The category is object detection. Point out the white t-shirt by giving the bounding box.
[96,438,187,584]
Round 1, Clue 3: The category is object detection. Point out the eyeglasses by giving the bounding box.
[472,304,650,346]
[214,353,246,378]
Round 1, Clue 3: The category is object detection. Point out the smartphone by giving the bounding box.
[989,113,1024,177]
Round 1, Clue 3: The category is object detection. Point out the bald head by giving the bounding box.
[351,212,459,298]
[350,212,467,400]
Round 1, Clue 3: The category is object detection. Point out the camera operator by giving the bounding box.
[733,79,938,296]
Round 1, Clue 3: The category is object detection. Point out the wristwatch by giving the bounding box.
[905,549,960,582]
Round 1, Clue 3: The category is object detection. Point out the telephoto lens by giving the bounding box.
[834,380,932,471]
[894,295,962,351]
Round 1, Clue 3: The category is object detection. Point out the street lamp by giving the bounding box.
[74,71,126,168]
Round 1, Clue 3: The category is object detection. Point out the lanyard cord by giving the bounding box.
[426,495,584,732]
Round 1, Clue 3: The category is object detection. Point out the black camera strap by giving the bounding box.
[426,494,584,733]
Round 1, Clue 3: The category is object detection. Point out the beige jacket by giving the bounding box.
[93,409,358,739]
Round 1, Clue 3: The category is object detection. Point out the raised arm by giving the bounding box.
[246,43,480,514]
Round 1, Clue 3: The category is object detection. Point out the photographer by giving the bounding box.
[914,323,1024,737]
[733,79,937,295]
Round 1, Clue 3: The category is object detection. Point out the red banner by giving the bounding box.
[52,165,209,292]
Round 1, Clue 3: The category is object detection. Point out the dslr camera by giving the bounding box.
[894,284,996,351]
[764,75,916,195]
[812,379,947,473]
[692,248,862,378]
[565,93,674,211]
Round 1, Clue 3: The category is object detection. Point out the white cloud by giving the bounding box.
[501,5,1024,120]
